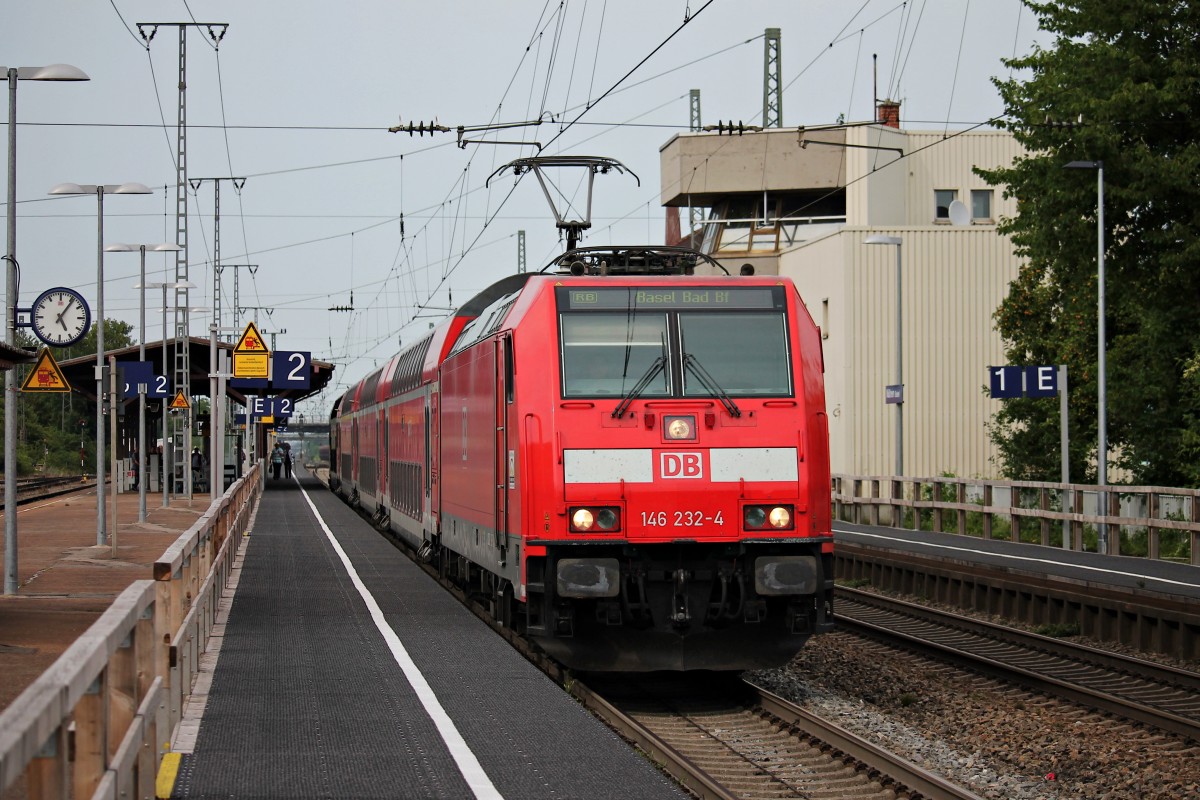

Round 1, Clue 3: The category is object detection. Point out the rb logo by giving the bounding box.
[661,452,703,479]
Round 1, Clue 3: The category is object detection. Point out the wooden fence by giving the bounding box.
[833,473,1200,565]
[0,463,262,800]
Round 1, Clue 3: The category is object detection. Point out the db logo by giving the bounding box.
[661,452,703,479]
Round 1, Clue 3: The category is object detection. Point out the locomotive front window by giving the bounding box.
[679,312,791,396]
[561,314,671,398]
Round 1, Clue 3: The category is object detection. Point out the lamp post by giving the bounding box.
[144,282,196,507]
[109,243,181,522]
[865,234,904,476]
[48,182,153,547]
[1064,159,1107,553]
[3,63,89,595]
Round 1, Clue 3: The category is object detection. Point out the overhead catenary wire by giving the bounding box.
[86,0,1030,413]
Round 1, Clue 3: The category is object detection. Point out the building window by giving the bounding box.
[934,189,958,221]
[971,189,993,222]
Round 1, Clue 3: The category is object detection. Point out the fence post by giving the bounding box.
[73,673,107,799]
[1192,493,1200,566]
[26,726,68,800]
[1148,492,1161,560]
[982,484,993,540]
[956,481,967,534]
[1039,487,1051,546]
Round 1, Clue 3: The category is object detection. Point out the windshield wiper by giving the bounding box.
[683,353,741,417]
[612,356,665,419]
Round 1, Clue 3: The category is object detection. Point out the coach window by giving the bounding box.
[679,312,791,396]
[560,314,670,398]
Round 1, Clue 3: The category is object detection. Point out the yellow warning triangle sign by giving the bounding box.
[21,348,72,393]
[169,390,190,410]
[234,321,268,354]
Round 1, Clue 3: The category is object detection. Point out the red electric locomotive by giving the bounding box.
[330,246,834,671]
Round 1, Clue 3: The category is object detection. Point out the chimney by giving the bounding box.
[877,99,901,129]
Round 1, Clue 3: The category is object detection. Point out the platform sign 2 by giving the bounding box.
[272,397,294,418]
[117,360,169,399]
[989,365,1059,399]
[272,351,311,389]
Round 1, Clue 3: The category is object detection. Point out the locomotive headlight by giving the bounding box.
[768,506,792,529]
[744,506,767,528]
[572,508,595,530]
[664,415,696,440]
[570,506,621,533]
[743,504,795,531]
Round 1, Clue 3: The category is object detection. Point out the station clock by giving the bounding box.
[30,287,91,347]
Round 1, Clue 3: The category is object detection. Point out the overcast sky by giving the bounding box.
[4,0,1047,417]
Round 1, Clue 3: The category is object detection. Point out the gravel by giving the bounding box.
[747,625,1200,800]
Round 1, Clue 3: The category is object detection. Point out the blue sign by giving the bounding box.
[271,396,294,417]
[117,360,170,399]
[884,384,904,404]
[273,351,311,389]
[231,377,269,390]
[989,365,1059,399]
[988,366,1023,399]
[1025,365,1058,398]
[248,395,270,419]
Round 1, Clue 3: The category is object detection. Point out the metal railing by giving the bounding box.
[833,474,1200,565]
[0,462,262,799]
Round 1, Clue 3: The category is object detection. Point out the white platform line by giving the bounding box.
[298,484,504,800]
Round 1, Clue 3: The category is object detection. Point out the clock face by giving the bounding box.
[31,287,91,347]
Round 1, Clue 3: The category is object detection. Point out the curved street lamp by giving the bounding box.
[109,242,181,522]
[1064,159,1107,553]
[48,182,153,548]
[3,63,89,595]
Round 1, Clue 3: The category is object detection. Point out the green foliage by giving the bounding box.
[1033,622,1081,638]
[979,1,1200,487]
[837,578,871,589]
[0,320,137,476]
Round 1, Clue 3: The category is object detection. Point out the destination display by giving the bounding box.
[559,286,783,311]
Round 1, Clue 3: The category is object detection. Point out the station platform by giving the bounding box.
[165,471,688,800]
[0,482,214,712]
[832,520,1200,602]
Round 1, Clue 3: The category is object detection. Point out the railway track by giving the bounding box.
[0,475,90,509]
[372,510,982,799]
[573,672,984,800]
[364,483,1193,796]
[834,586,1200,742]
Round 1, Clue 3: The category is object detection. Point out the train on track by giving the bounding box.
[329,244,834,671]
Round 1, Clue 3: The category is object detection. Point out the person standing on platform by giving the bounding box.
[270,443,284,480]
[283,442,293,479]
[192,447,207,491]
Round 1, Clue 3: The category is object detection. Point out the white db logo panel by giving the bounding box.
[661,452,703,479]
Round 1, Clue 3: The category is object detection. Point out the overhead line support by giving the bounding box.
[138,20,231,501]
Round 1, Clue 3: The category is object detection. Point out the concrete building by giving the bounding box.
[659,107,1024,478]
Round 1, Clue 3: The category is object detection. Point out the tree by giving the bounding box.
[0,320,138,476]
[980,0,1200,486]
